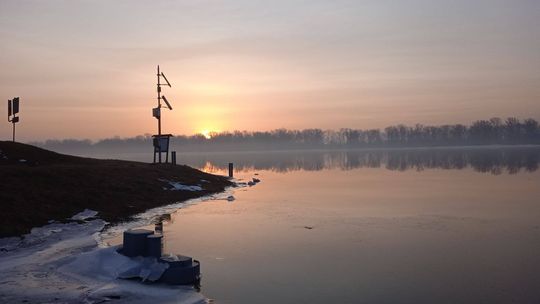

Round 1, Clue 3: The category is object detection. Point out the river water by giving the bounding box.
[107,147,540,304]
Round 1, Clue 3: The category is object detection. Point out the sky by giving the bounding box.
[1,0,539,141]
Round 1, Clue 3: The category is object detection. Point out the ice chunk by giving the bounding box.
[145,259,169,281]
[118,256,169,282]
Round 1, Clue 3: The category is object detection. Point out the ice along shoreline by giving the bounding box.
[0,188,236,304]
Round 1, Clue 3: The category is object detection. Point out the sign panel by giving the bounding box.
[159,137,169,152]
[12,97,19,114]
[153,135,170,152]
[8,100,12,117]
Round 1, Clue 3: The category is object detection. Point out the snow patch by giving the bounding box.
[70,208,99,221]
[159,179,203,191]
[169,183,203,191]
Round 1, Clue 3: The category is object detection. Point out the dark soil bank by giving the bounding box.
[0,141,233,237]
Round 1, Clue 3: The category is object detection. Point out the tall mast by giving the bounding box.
[152,65,173,163]
[157,65,161,137]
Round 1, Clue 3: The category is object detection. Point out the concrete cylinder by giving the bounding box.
[159,258,200,285]
[122,229,154,257]
[146,234,163,258]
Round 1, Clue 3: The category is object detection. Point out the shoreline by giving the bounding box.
[0,173,238,303]
[98,186,237,246]
[0,216,208,304]
[0,141,233,237]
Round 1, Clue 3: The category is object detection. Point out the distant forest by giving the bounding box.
[33,117,540,153]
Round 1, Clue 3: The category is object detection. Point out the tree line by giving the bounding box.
[33,117,540,153]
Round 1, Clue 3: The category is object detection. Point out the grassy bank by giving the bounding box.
[0,141,233,237]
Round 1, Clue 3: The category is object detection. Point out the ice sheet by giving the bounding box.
[0,219,205,304]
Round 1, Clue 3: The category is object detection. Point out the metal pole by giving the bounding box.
[12,122,15,142]
[157,65,162,137]
[157,65,162,163]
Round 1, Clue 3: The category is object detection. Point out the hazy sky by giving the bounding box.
[1,0,539,141]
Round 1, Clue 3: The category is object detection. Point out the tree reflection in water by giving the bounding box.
[183,147,540,175]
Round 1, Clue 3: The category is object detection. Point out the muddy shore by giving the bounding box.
[0,141,232,237]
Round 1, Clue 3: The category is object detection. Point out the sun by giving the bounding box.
[200,129,216,139]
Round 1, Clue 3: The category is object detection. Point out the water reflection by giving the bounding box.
[176,147,540,174]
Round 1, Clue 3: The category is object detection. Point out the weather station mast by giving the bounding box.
[152,65,174,164]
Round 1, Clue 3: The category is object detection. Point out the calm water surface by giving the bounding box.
[108,148,540,304]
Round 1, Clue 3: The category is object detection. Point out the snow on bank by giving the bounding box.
[70,208,99,221]
[0,219,205,304]
[0,148,8,160]
[168,183,203,191]
[158,178,204,191]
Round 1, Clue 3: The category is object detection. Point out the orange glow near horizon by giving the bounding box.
[178,99,229,138]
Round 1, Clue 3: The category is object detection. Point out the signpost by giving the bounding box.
[152,66,174,163]
[7,97,20,142]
